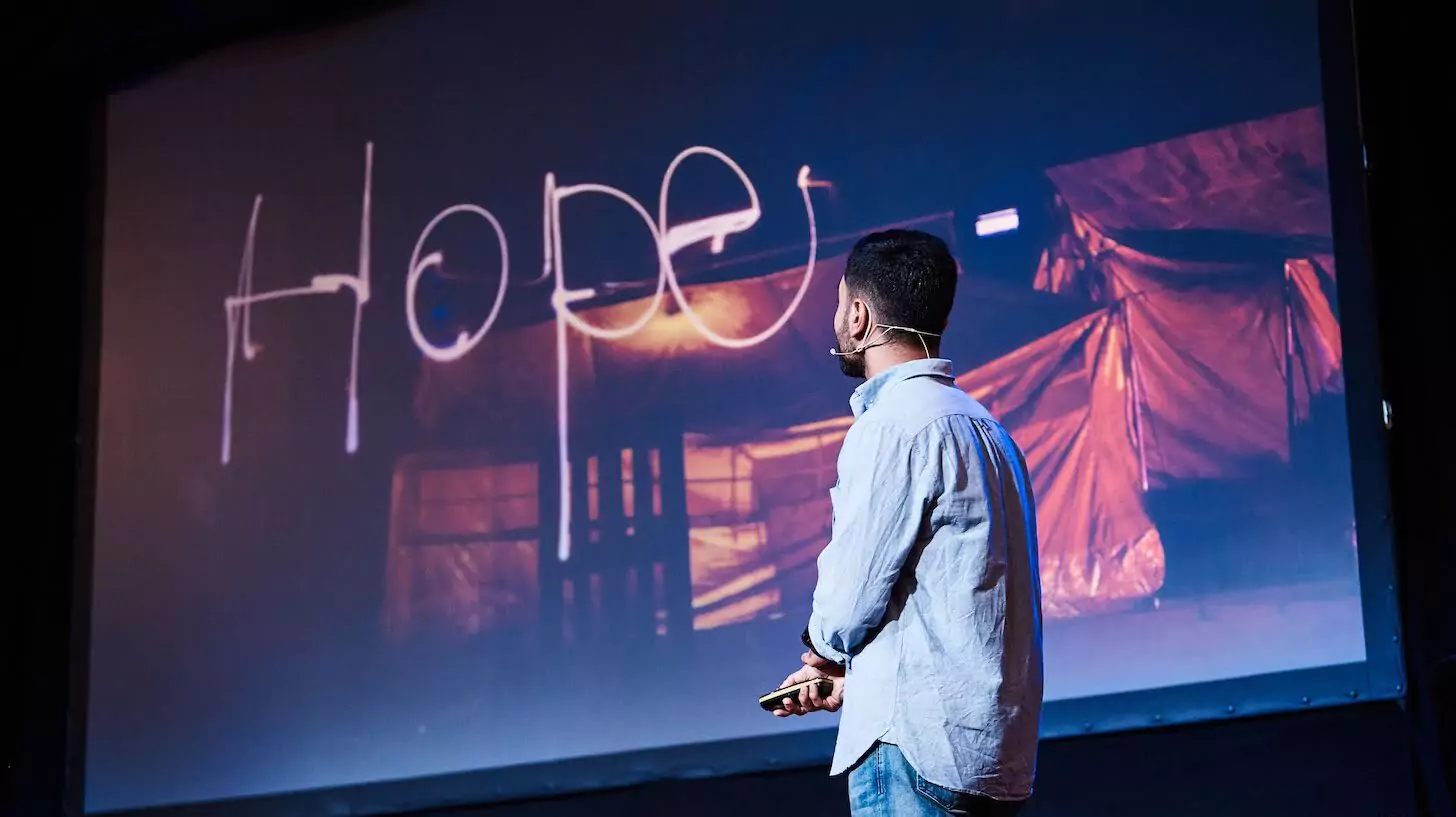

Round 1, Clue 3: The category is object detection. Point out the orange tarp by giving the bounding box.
[1043,106,1332,236]
[1035,171,1343,479]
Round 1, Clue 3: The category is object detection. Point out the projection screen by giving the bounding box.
[87,0,1401,812]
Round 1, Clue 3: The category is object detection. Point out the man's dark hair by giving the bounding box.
[843,229,959,342]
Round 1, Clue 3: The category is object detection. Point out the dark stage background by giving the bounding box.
[8,2,1452,817]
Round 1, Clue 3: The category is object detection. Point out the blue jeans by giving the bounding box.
[848,743,1025,817]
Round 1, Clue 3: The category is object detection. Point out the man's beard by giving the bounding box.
[834,326,866,379]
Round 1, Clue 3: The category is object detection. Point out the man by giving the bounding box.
[772,230,1043,816]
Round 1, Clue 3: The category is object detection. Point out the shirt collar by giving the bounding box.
[849,358,955,418]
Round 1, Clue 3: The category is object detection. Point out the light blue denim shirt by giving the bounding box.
[807,358,1044,800]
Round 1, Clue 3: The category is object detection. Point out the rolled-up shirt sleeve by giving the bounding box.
[808,419,930,667]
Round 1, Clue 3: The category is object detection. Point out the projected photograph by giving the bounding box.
[90,0,1364,811]
[385,105,1356,691]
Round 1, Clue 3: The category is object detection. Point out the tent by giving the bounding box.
[1004,105,1344,615]
[384,106,1347,637]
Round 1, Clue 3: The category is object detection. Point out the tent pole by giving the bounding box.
[1282,260,1320,579]
[1121,299,1150,492]
[1283,261,1298,452]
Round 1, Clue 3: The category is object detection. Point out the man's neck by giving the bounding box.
[862,344,938,381]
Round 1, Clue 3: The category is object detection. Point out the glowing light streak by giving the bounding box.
[221,143,373,464]
[542,147,819,560]
[406,205,510,362]
[221,144,819,566]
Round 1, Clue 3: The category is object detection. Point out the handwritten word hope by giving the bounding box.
[222,143,820,560]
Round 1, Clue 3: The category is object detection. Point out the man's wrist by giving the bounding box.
[801,627,818,654]
[802,627,841,664]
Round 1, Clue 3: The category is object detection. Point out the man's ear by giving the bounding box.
[850,298,871,338]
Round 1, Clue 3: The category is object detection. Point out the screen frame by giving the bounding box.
[70,97,108,817]
[74,1,1405,815]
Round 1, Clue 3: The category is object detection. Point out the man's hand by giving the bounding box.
[771,665,845,717]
